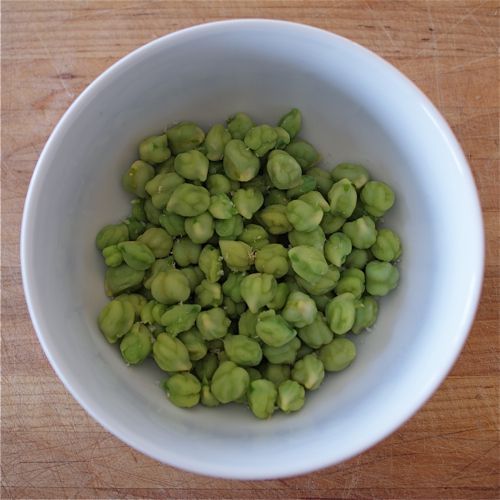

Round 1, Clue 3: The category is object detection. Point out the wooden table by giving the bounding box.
[2,1,498,498]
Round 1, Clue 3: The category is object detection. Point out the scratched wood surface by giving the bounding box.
[1,1,499,498]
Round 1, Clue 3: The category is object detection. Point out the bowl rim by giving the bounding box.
[21,19,484,479]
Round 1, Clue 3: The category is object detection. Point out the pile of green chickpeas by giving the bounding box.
[95,109,401,418]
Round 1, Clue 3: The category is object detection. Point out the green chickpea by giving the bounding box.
[248,379,277,419]
[96,223,129,251]
[215,215,244,240]
[184,212,214,244]
[174,150,209,182]
[308,167,333,196]
[256,310,296,347]
[102,245,123,267]
[310,293,333,313]
[211,361,250,403]
[254,244,289,278]
[223,140,260,182]
[233,188,264,219]
[137,227,173,258]
[194,279,222,308]
[257,204,292,235]
[365,260,400,296]
[288,226,326,251]
[130,198,147,222]
[282,291,318,328]
[167,121,205,154]
[166,183,210,217]
[352,296,378,334]
[219,240,254,272]
[277,380,305,413]
[265,189,288,206]
[98,299,135,343]
[325,293,356,334]
[278,108,301,139]
[200,384,220,407]
[285,140,320,170]
[172,237,201,267]
[244,174,269,193]
[299,190,330,212]
[328,178,357,218]
[144,199,162,224]
[360,181,395,216]
[222,272,245,303]
[371,228,402,262]
[198,245,223,283]
[206,173,231,195]
[324,232,352,267]
[204,124,232,161]
[244,125,278,157]
[153,333,192,372]
[224,335,262,366]
[179,266,204,291]
[194,353,219,383]
[227,112,254,140]
[342,215,378,249]
[139,134,170,164]
[274,126,291,149]
[263,337,301,364]
[319,338,356,372]
[223,297,246,318]
[122,160,155,198]
[150,269,190,305]
[115,293,147,318]
[238,310,259,338]
[240,273,278,313]
[151,302,167,324]
[120,323,152,364]
[296,343,314,360]
[163,373,201,408]
[158,212,186,237]
[291,353,325,390]
[266,150,302,190]
[104,264,144,297]
[321,212,346,235]
[267,282,290,310]
[209,193,237,219]
[145,172,185,209]
[196,307,231,340]
[345,248,372,269]
[143,257,175,289]
[286,199,323,232]
[117,241,155,271]
[159,304,201,336]
[178,328,207,361]
[288,245,329,283]
[295,266,340,295]
[124,217,146,241]
[238,224,270,250]
[298,313,334,349]
[261,363,291,387]
[286,175,317,199]
[208,161,223,175]
[156,156,175,174]
[335,268,365,298]
[331,163,370,189]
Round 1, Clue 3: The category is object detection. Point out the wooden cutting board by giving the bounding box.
[2,1,498,498]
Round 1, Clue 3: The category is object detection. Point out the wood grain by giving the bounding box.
[1,1,498,498]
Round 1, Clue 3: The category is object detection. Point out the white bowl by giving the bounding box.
[21,20,484,479]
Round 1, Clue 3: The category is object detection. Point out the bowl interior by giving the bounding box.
[22,21,483,478]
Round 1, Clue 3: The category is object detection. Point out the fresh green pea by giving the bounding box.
[335,268,365,298]
[153,332,192,372]
[285,140,320,170]
[194,353,219,383]
[328,178,357,218]
[365,260,399,296]
[137,227,173,258]
[360,181,395,217]
[209,193,237,219]
[172,237,201,267]
[256,310,296,347]
[215,214,244,240]
[238,224,270,250]
[199,245,223,283]
[274,126,291,149]
[345,248,372,269]
[206,174,231,195]
[288,226,326,251]
[257,204,292,235]
[325,293,356,334]
[204,124,232,161]
[144,199,161,224]
[104,264,144,297]
[266,150,302,189]
[224,335,262,366]
[196,307,231,340]
[295,266,340,295]
[184,212,214,244]
[291,354,324,390]
[178,328,207,361]
[263,337,301,364]
[174,150,209,182]
[167,122,205,154]
[102,245,123,267]
[262,363,291,387]
[223,139,260,182]
[324,232,352,267]
[160,304,201,336]
[219,240,254,272]
[277,380,305,412]
[248,379,277,419]
[122,160,155,198]
[164,372,201,408]
[319,338,356,372]
[227,112,254,140]
[282,291,318,328]
[233,188,264,219]
[115,293,147,318]
[96,223,129,251]
[143,257,175,289]
[321,212,346,235]
[288,245,329,283]
[278,108,301,139]
[371,228,402,262]
[254,244,289,278]
[240,273,277,313]
[98,299,135,343]
[222,272,245,303]
[265,189,288,206]
[158,212,186,237]
[145,172,185,209]
[352,296,378,334]
[286,199,323,232]
[342,215,378,249]
[120,323,152,364]
[298,313,334,349]
[195,279,223,308]
[331,163,370,189]
[150,269,190,305]
[211,360,250,403]
[166,183,210,217]
[117,241,155,271]
[238,310,259,338]
[244,125,278,157]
